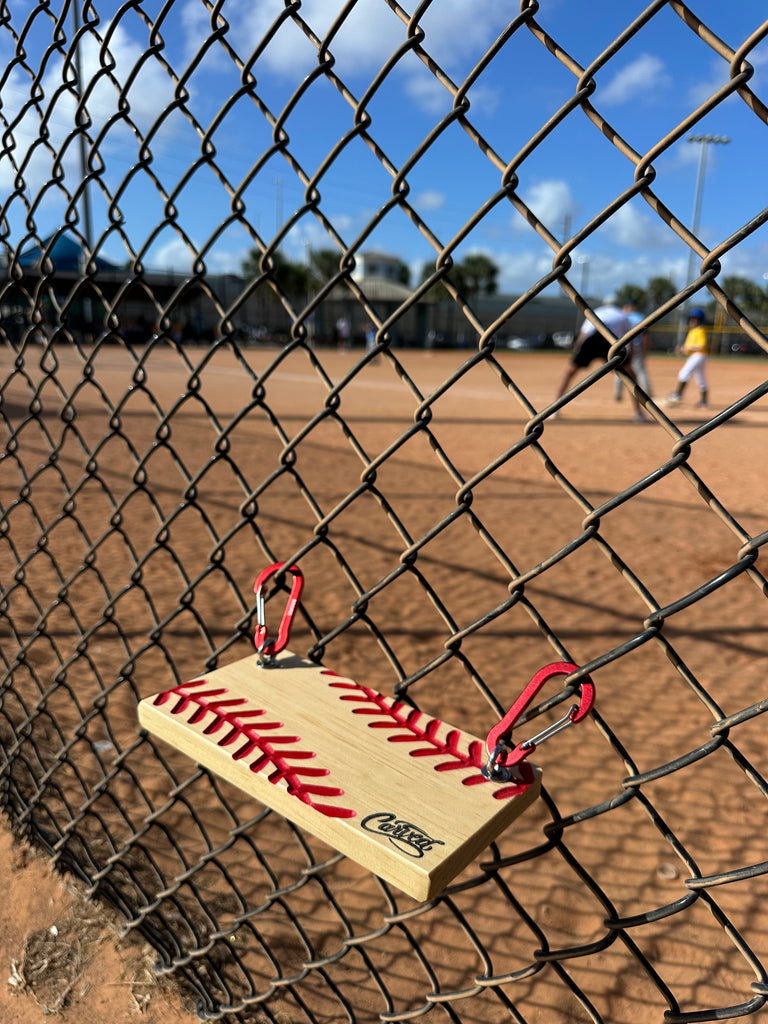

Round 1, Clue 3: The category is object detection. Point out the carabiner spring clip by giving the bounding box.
[482,662,595,782]
[253,562,304,667]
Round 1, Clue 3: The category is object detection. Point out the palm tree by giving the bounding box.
[455,253,498,297]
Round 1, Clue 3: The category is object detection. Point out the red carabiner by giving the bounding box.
[483,662,594,781]
[253,562,304,665]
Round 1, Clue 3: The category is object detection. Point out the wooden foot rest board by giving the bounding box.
[138,651,541,901]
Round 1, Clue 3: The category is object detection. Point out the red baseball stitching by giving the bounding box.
[152,678,355,818]
[324,673,532,800]
[151,671,531,818]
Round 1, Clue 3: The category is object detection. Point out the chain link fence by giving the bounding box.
[2,3,768,1022]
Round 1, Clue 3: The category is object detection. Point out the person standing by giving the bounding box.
[336,316,351,351]
[665,308,710,408]
[614,300,652,401]
[364,320,377,353]
[555,296,648,421]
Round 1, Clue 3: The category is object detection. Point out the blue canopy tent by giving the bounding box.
[16,232,123,274]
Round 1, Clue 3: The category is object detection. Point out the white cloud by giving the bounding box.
[495,248,557,293]
[685,49,768,110]
[0,20,179,210]
[514,248,686,300]
[415,190,447,211]
[149,234,199,271]
[404,74,500,118]
[413,1,512,73]
[515,179,577,234]
[603,202,674,249]
[452,239,689,299]
[184,0,508,115]
[200,0,509,76]
[186,0,403,78]
[464,84,501,119]
[599,54,670,105]
[83,23,177,136]
[404,74,452,115]
[686,46,768,111]
[493,218,689,297]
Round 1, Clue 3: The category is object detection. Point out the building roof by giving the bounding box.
[331,275,414,302]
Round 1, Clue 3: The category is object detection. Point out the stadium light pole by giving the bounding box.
[684,133,729,298]
[676,134,729,344]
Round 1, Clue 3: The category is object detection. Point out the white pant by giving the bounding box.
[613,351,652,397]
[678,352,707,390]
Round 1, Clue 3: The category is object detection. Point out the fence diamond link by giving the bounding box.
[1,2,768,1022]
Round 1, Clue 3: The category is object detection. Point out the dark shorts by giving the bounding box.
[572,332,610,368]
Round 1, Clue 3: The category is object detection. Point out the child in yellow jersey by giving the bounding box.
[665,308,709,408]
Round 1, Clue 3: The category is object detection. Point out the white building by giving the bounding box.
[352,251,405,283]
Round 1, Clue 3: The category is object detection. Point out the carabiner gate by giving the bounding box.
[483,662,595,782]
[253,562,304,667]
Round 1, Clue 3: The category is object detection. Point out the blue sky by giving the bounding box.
[2,1,768,300]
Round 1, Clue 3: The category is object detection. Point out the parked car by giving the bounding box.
[730,338,765,355]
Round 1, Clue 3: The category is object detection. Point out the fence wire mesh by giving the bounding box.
[1,2,768,1022]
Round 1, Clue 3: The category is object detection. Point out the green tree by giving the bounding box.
[418,261,451,299]
[419,253,500,300]
[241,249,311,299]
[721,274,768,313]
[308,247,342,286]
[393,257,411,286]
[644,276,677,314]
[455,253,498,297]
[615,283,647,309]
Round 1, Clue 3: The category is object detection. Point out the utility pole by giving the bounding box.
[70,2,95,340]
[71,2,94,255]
[274,176,283,234]
[574,254,589,336]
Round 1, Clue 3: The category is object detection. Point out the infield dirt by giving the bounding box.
[2,345,766,1022]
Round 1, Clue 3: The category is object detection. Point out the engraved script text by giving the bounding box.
[361,812,445,858]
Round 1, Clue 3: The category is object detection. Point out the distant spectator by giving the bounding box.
[364,321,377,353]
[336,316,351,351]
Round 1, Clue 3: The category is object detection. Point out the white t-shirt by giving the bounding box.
[580,304,631,339]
